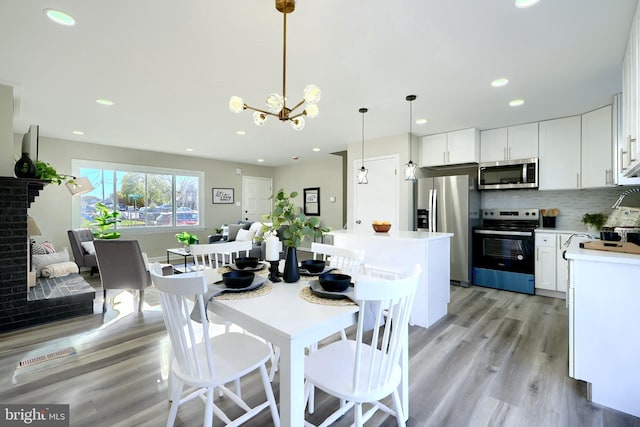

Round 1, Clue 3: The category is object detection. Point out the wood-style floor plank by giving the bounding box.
[0,277,639,427]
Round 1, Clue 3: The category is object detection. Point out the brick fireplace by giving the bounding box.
[0,177,94,332]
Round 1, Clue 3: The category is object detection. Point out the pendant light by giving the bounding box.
[404,94,418,182]
[357,107,368,184]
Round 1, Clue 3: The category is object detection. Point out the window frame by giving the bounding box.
[70,159,205,235]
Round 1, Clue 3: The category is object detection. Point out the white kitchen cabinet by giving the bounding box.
[420,128,479,167]
[581,105,613,188]
[480,123,538,162]
[621,2,640,179]
[535,232,572,293]
[538,116,581,190]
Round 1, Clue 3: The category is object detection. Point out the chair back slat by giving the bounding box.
[150,265,216,381]
[191,241,253,269]
[311,242,365,276]
[351,264,420,393]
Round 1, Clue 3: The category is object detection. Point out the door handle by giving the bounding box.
[356,220,362,224]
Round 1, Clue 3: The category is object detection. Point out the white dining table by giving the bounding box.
[209,276,358,427]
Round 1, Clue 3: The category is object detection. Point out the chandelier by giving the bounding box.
[228,0,321,131]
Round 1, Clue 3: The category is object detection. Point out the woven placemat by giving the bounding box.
[214,281,273,300]
[299,286,356,306]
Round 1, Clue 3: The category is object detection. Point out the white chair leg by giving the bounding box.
[269,345,280,381]
[259,364,281,427]
[234,378,242,399]
[166,381,183,427]
[355,402,364,427]
[391,390,406,427]
[204,386,215,427]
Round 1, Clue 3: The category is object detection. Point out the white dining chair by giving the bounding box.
[191,241,252,269]
[311,242,365,277]
[149,264,280,427]
[303,264,421,427]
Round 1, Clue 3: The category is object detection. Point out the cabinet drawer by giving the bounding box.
[535,233,555,247]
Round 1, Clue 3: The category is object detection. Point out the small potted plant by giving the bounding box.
[175,231,199,252]
[582,212,608,234]
[92,202,121,239]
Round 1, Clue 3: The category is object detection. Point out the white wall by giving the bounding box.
[0,85,13,176]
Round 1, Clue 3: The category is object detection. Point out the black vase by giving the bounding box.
[14,153,37,178]
[283,246,300,283]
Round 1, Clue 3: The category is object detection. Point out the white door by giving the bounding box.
[242,176,272,222]
[353,155,399,231]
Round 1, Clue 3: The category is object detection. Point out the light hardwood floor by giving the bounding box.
[0,276,638,427]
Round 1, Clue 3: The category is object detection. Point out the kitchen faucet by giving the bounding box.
[612,187,640,209]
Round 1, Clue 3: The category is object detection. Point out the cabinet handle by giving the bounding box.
[577,173,580,188]
[620,147,628,171]
[504,147,507,160]
[447,151,450,163]
[508,146,511,160]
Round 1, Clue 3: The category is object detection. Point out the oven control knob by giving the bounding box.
[517,255,524,261]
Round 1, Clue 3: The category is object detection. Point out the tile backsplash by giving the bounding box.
[481,187,640,231]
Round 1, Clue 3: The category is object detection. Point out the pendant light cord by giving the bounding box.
[361,111,365,168]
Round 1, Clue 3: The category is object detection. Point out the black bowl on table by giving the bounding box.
[222,271,255,289]
[318,273,351,292]
[600,231,621,242]
[235,256,259,269]
[300,259,326,274]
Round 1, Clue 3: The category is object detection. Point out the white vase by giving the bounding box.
[587,225,598,236]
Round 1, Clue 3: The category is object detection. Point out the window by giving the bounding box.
[72,160,204,232]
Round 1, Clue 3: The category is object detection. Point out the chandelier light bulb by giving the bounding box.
[303,84,322,104]
[253,111,268,126]
[266,93,285,113]
[305,103,319,118]
[404,160,417,181]
[229,96,244,113]
[291,117,305,130]
[357,166,368,184]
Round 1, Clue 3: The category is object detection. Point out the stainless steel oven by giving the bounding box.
[472,208,539,294]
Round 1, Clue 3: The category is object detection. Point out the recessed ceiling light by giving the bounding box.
[312,147,320,152]
[292,156,299,160]
[96,99,114,106]
[44,9,76,26]
[257,158,264,163]
[236,130,246,135]
[72,130,84,135]
[415,118,428,125]
[509,99,525,107]
[514,0,540,8]
[185,148,194,152]
[491,78,509,87]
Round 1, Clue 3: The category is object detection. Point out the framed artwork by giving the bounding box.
[303,187,320,216]
[212,188,234,204]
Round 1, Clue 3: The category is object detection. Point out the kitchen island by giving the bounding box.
[565,239,640,418]
[330,230,453,329]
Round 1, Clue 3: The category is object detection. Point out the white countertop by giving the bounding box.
[329,229,453,240]
[535,228,582,235]
[565,238,640,266]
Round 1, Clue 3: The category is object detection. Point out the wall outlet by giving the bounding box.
[235,201,241,207]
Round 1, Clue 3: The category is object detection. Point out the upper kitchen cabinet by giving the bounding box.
[480,123,538,163]
[539,115,581,190]
[621,3,640,180]
[420,128,479,167]
[581,105,614,188]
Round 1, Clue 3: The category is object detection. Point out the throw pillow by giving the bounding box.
[236,228,256,242]
[227,224,244,242]
[32,241,56,255]
[32,248,70,276]
[81,241,96,255]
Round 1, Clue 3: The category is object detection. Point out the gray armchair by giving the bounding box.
[93,240,151,313]
[67,228,98,275]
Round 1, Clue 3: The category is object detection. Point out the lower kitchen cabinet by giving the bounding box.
[535,232,572,294]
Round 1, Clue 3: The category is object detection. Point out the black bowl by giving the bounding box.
[222,271,255,289]
[600,231,621,242]
[300,259,326,273]
[318,273,351,292]
[235,256,259,269]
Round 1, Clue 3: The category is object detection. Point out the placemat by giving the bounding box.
[299,286,356,306]
[214,281,273,300]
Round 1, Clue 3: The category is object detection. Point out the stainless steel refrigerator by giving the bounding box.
[416,172,480,286]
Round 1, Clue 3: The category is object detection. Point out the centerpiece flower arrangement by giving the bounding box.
[262,189,330,282]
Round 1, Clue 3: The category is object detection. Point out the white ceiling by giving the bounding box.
[0,0,637,166]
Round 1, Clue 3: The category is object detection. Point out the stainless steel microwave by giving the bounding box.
[477,158,538,190]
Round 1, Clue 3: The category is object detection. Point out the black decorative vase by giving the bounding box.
[283,246,300,283]
[14,153,37,178]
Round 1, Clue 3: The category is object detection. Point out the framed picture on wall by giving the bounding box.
[303,187,320,216]
[212,188,234,204]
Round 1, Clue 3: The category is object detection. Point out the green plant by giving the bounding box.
[34,160,75,185]
[92,202,121,239]
[582,212,608,230]
[262,189,330,247]
[214,227,223,234]
[175,231,199,245]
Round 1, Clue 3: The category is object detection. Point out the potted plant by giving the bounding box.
[262,189,330,282]
[175,231,199,252]
[582,212,608,234]
[92,202,121,239]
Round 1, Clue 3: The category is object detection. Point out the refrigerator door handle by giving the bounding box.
[428,189,433,232]
[431,189,437,232]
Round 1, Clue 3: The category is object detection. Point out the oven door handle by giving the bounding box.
[474,229,533,237]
